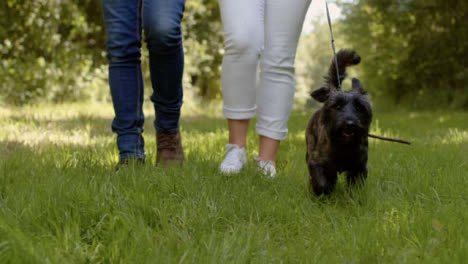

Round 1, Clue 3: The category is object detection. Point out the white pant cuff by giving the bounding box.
[256,125,288,141]
[223,106,257,120]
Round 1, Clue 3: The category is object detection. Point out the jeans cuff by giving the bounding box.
[120,152,146,160]
[223,106,257,120]
[156,126,179,134]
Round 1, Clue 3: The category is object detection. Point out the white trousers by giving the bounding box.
[219,0,312,140]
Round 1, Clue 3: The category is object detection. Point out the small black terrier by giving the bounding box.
[306,49,372,196]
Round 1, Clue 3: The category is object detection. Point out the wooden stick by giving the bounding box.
[368,134,411,145]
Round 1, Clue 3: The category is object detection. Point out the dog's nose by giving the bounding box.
[345,120,356,128]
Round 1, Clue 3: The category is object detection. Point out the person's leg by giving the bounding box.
[218,0,264,173]
[219,0,264,144]
[228,120,250,148]
[143,0,186,165]
[259,136,280,162]
[144,0,185,133]
[102,0,145,161]
[257,0,312,165]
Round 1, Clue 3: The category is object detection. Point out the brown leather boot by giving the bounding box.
[156,131,184,166]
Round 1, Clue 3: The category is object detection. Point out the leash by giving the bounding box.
[325,1,341,89]
[325,2,411,145]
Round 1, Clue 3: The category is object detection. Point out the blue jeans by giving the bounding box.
[102,0,185,159]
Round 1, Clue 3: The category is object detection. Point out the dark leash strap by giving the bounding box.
[326,2,341,89]
[325,2,411,145]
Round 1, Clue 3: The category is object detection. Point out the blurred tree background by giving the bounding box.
[0,0,466,109]
[339,0,468,109]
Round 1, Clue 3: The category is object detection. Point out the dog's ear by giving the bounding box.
[311,86,330,102]
[352,78,366,94]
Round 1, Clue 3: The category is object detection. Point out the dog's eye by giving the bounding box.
[334,103,343,110]
[354,103,363,112]
[354,101,366,113]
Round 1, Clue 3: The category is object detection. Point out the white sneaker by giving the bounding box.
[255,156,277,177]
[219,144,246,174]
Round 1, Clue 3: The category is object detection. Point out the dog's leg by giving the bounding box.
[308,160,337,196]
[346,165,367,187]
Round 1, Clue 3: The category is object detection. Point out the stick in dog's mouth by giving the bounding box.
[367,134,411,145]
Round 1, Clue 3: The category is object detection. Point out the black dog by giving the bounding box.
[306,49,372,196]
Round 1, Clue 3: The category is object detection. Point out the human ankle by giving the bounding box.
[228,142,246,148]
[256,155,276,165]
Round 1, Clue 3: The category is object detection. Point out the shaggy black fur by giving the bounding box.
[306,49,372,196]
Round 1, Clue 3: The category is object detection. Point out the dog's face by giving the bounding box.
[312,78,372,144]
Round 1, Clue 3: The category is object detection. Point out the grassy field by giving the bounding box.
[0,102,467,263]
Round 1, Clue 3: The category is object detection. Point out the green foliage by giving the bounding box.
[0,0,107,104]
[2,0,466,109]
[1,103,468,262]
[183,0,223,100]
[0,0,223,105]
[339,0,468,109]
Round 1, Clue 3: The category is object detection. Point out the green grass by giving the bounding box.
[0,102,467,263]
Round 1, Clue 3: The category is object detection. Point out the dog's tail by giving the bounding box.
[325,49,361,89]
